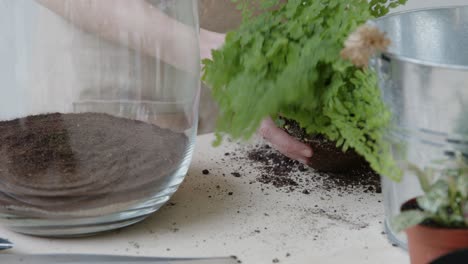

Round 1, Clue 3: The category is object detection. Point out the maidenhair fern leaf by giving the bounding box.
[203,0,407,180]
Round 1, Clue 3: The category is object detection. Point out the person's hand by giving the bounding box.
[258,117,313,164]
[198,31,312,164]
[200,29,225,61]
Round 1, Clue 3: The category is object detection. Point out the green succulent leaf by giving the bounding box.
[397,155,468,230]
[457,172,468,197]
[391,210,428,233]
[464,202,468,225]
[406,162,433,192]
[417,180,450,215]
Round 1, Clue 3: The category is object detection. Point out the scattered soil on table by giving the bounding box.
[159,136,382,257]
[0,113,187,216]
[225,143,380,194]
[217,117,382,194]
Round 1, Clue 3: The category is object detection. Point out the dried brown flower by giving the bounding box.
[341,24,391,68]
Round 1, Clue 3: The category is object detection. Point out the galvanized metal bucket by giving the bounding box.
[373,6,468,248]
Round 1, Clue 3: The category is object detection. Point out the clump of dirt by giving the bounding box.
[247,145,309,178]
[231,172,242,178]
[281,118,369,173]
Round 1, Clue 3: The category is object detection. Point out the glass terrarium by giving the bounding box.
[0,0,200,236]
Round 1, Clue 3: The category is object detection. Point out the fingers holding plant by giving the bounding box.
[258,117,313,165]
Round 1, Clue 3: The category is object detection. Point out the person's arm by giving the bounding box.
[36,0,222,73]
[199,28,225,61]
[37,0,309,163]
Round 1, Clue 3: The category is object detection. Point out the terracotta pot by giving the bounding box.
[402,199,468,264]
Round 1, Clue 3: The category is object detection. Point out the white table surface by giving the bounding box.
[0,133,408,264]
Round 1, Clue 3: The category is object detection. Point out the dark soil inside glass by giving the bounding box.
[0,113,187,216]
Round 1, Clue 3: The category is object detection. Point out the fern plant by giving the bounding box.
[202,0,407,180]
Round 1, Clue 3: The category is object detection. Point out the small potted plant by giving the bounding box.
[202,0,406,179]
[392,154,468,264]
